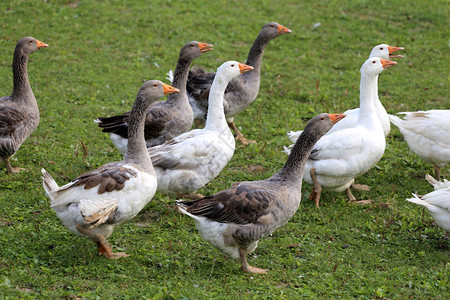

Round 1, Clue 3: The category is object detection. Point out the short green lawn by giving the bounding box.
[0,0,448,298]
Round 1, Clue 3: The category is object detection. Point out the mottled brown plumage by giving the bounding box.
[73,163,139,194]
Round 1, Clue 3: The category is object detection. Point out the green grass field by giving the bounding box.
[0,0,448,298]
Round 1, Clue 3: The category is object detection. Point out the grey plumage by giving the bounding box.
[0,37,48,174]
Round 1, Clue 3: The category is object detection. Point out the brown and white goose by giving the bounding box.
[96,41,213,154]
[187,22,291,145]
[42,80,179,259]
[0,37,48,174]
[177,113,345,274]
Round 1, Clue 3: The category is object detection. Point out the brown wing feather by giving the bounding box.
[97,101,173,140]
[143,104,173,140]
[180,181,276,225]
[73,163,138,194]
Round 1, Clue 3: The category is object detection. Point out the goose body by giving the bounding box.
[284,44,403,153]
[42,81,179,258]
[303,57,397,206]
[0,37,48,174]
[389,110,450,179]
[148,61,253,197]
[96,41,213,154]
[407,174,450,231]
[187,22,291,144]
[177,113,345,273]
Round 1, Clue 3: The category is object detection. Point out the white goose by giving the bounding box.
[148,61,254,198]
[407,174,450,231]
[389,110,450,180]
[303,57,397,206]
[284,44,403,154]
[42,80,179,258]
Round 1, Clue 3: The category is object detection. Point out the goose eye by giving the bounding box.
[372,61,376,64]
[191,44,194,47]
[321,117,324,120]
[231,64,235,67]
[153,84,158,87]
[380,47,384,50]
[29,40,33,43]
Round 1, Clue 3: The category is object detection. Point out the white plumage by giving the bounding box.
[148,61,254,197]
[407,174,450,231]
[389,110,450,179]
[303,57,397,206]
[284,44,403,154]
[43,166,157,236]
[41,80,178,258]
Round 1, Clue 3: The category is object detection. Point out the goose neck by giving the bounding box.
[125,96,154,173]
[245,34,270,72]
[357,74,380,129]
[278,129,321,182]
[167,57,191,103]
[11,50,33,99]
[204,76,228,131]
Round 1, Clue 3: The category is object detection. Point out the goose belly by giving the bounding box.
[52,171,156,238]
[402,133,450,166]
[155,134,235,196]
[304,142,385,191]
[155,154,232,196]
[114,172,157,221]
[194,219,259,259]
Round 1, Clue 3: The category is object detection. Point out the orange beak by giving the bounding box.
[277,24,292,35]
[328,113,346,124]
[162,83,180,95]
[36,39,49,49]
[238,63,254,74]
[380,59,397,69]
[198,42,214,53]
[387,46,404,58]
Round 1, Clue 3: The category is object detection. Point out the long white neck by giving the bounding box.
[357,73,383,132]
[204,74,230,131]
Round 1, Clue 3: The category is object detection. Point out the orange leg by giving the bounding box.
[308,168,322,207]
[239,248,268,274]
[76,224,129,259]
[228,121,256,146]
[3,157,25,174]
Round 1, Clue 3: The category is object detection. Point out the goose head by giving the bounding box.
[216,61,254,82]
[180,41,214,60]
[305,113,346,136]
[360,57,397,77]
[16,37,48,55]
[369,44,404,59]
[137,80,180,103]
[261,22,292,39]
